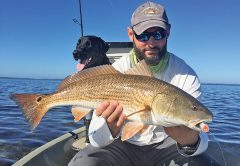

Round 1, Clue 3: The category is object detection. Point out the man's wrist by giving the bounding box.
[177,136,200,155]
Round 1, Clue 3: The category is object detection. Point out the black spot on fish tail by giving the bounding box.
[10,93,48,129]
[37,96,42,102]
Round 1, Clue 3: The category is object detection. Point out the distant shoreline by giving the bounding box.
[0,77,62,81]
[1,77,239,86]
[202,83,240,86]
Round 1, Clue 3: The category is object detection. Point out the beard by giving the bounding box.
[133,42,167,66]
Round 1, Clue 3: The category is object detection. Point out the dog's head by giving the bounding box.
[72,35,111,71]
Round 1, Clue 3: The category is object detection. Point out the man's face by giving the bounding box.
[130,27,168,66]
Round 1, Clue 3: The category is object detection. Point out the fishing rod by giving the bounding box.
[73,0,84,37]
[72,0,91,147]
[78,0,84,37]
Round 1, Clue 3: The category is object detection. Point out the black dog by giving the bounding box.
[72,35,111,71]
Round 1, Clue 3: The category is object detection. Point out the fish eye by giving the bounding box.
[192,106,198,111]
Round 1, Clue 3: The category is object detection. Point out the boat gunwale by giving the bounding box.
[12,127,86,166]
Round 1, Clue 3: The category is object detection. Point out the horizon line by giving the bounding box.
[1,76,240,86]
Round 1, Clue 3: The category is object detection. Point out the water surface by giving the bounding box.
[0,79,239,165]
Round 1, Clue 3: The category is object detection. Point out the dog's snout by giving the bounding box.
[73,50,80,61]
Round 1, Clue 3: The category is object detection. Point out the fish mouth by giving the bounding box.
[189,119,212,132]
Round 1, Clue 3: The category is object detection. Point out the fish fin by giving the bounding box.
[71,106,92,122]
[139,125,149,133]
[126,105,151,118]
[121,122,145,141]
[10,94,48,129]
[58,65,120,91]
[124,60,153,77]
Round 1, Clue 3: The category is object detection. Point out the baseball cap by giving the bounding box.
[131,1,170,35]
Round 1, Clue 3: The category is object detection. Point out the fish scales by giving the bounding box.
[10,63,212,134]
[51,74,160,109]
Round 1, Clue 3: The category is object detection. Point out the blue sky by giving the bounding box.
[0,0,240,84]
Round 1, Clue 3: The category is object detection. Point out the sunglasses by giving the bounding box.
[134,30,167,42]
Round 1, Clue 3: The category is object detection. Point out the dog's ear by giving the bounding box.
[98,37,109,53]
[103,41,109,53]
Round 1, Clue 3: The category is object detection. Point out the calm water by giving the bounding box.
[0,78,240,165]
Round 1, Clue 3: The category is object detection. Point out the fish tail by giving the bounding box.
[10,94,49,129]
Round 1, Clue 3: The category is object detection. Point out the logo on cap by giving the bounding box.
[143,8,161,15]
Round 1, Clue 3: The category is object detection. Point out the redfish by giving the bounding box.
[10,61,212,141]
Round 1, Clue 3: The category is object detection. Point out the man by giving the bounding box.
[71,2,220,166]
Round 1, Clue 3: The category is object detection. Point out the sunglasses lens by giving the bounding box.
[135,31,166,42]
[154,32,163,40]
[136,34,149,41]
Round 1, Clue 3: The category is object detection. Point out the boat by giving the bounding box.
[12,125,239,166]
[12,127,86,166]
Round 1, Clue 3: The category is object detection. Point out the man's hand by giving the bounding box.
[164,126,199,145]
[95,101,126,138]
[95,101,199,145]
